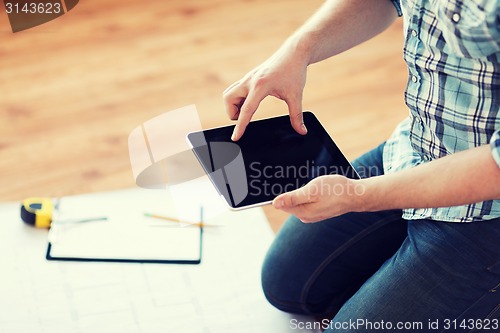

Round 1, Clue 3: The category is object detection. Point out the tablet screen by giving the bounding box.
[188,112,358,209]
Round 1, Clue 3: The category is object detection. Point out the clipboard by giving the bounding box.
[46,188,203,264]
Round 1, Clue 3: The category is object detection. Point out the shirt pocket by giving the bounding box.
[436,0,500,59]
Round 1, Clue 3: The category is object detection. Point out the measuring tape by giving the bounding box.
[20,198,54,228]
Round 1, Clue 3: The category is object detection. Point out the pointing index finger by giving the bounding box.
[231,89,266,141]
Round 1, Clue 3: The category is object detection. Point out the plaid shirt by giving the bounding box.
[385,0,500,222]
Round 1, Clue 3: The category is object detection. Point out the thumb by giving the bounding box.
[285,95,307,135]
[273,186,315,209]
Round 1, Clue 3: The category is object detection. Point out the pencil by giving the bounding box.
[144,213,181,223]
[144,210,216,228]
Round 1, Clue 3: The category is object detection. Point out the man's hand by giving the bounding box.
[272,175,364,223]
[272,145,500,224]
[222,0,399,141]
[223,46,309,141]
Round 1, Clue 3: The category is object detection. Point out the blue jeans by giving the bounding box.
[262,143,500,332]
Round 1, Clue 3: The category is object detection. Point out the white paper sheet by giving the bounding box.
[48,188,201,262]
[0,185,320,333]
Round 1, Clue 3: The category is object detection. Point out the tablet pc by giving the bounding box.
[187,111,359,210]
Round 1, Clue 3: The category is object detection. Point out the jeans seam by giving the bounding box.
[263,288,308,312]
[299,214,404,314]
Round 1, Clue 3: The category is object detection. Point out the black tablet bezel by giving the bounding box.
[187,111,359,210]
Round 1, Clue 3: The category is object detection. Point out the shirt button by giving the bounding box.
[452,12,461,23]
[411,29,418,37]
[411,75,418,83]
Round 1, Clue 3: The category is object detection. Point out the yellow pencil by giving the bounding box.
[144,211,217,228]
[144,213,182,223]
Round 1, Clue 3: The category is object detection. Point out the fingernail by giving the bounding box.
[231,128,238,141]
[274,199,283,209]
[301,123,307,134]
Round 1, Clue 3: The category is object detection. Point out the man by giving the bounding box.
[223,0,500,331]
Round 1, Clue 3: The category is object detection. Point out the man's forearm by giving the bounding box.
[285,0,399,66]
[359,145,500,212]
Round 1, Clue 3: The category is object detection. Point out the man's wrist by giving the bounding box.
[351,177,384,213]
[283,33,315,66]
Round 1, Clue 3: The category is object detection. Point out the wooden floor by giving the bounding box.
[0,0,407,232]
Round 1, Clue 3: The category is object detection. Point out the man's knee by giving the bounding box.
[261,250,297,312]
[260,244,309,314]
